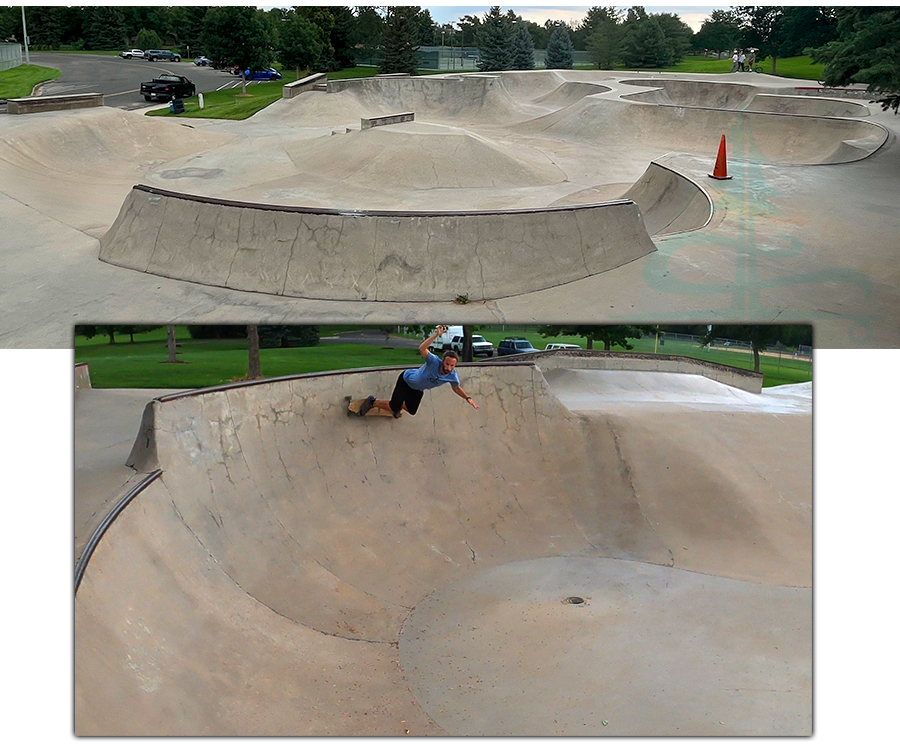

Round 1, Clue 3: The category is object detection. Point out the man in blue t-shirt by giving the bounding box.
[359,325,480,418]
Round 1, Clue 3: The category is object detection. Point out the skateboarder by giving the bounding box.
[359,326,479,417]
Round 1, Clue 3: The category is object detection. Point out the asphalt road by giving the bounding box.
[28,52,265,110]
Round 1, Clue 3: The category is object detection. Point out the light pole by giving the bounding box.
[20,5,30,65]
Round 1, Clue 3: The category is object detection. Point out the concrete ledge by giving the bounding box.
[493,350,764,393]
[361,112,414,130]
[282,72,327,99]
[7,92,104,114]
[99,185,657,303]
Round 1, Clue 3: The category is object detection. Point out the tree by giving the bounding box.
[247,325,261,379]
[277,10,323,77]
[84,6,127,50]
[476,6,515,72]
[545,25,575,69]
[381,6,420,75]
[655,13,693,64]
[513,18,536,70]
[165,325,180,364]
[735,6,790,75]
[621,15,670,69]
[692,9,742,57]
[134,28,163,52]
[201,6,273,94]
[537,325,653,350]
[461,325,475,362]
[329,6,357,69]
[700,325,786,373]
[584,7,623,69]
[810,7,900,114]
[353,6,385,63]
[22,6,64,49]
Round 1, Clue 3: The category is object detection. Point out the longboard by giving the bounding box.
[346,396,397,418]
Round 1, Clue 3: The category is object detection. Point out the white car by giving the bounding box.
[544,343,582,350]
[119,49,144,59]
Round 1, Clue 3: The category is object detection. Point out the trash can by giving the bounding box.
[170,98,185,114]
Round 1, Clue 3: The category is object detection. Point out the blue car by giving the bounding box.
[242,68,282,81]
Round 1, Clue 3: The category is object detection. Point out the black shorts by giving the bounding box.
[390,372,424,415]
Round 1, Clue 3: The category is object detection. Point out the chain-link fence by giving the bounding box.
[355,46,596,71]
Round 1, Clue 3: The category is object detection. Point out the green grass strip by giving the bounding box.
[0,64,61,99]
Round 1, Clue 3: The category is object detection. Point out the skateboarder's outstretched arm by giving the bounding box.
[420,325,446,358]
[452,384,479,410]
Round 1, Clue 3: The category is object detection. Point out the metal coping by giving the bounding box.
[148,351,762,405]
[133,184,633,218]
[152,361,535,404]
[74,469,163,593]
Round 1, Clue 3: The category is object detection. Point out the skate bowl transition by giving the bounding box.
[94,71,887,302]
[74,354,812,736]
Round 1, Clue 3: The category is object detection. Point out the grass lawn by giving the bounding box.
[0,64,61,98]
[145,71,295,120]
[575,54,825,80]
[76,326,811,390]
[475,326,811,388]
[75,329,425,390]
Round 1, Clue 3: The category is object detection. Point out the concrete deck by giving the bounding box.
[1,70,898,347]
[74,360,811,736]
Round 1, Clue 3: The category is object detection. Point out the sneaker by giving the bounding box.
[392,410,402,419]
[358,395,376,416]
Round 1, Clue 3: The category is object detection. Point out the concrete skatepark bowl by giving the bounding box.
[74,353,812,736]
[2,69,900,346]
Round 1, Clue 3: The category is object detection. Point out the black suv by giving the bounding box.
[144,50,181,62]
[497,338,540,356]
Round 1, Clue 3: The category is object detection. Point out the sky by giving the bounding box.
[423,5,719,32]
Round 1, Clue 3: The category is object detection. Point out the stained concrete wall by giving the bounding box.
[98,185,657,302]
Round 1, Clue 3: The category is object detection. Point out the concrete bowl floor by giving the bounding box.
[74,358,812,735]
[3,70,899,346]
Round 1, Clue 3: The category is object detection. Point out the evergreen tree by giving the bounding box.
[380,6,420,75]
[476,6,515,72]
[585,8,623,69]
[545,25,575,69]
[84,6,127,50]
[329,6,357,69]
[809,6,900,113]
[24,6,64,49]
[621,16,670,68]
[513,22,535,70]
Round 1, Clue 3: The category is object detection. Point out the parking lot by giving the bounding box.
[27,52,274,110]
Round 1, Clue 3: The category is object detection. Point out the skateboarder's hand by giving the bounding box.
[467,397,479,410]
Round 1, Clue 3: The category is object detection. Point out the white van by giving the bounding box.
[430,326,463,353]
[544,343,582,351]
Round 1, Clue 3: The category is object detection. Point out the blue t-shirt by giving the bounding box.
[404,352,460,391]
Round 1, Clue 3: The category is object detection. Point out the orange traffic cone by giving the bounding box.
[708,135,732,180]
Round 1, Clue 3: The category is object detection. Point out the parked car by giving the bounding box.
[118,49,144,59]
[497,338,540,356]
[193,56,211,66]
[544,343,582,351]
[144,50,181,63]
[140,74,196,102]
[450,334,494,358]
[241,68,282,81]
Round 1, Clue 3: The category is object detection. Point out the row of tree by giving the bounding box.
[4,6,897,102]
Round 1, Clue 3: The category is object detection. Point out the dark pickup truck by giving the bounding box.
[140,75,196,102]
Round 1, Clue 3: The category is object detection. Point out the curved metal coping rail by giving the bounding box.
[74,469,163,593]
[131,184,633,217]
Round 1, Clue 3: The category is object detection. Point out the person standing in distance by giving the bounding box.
[359,325,479,417]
